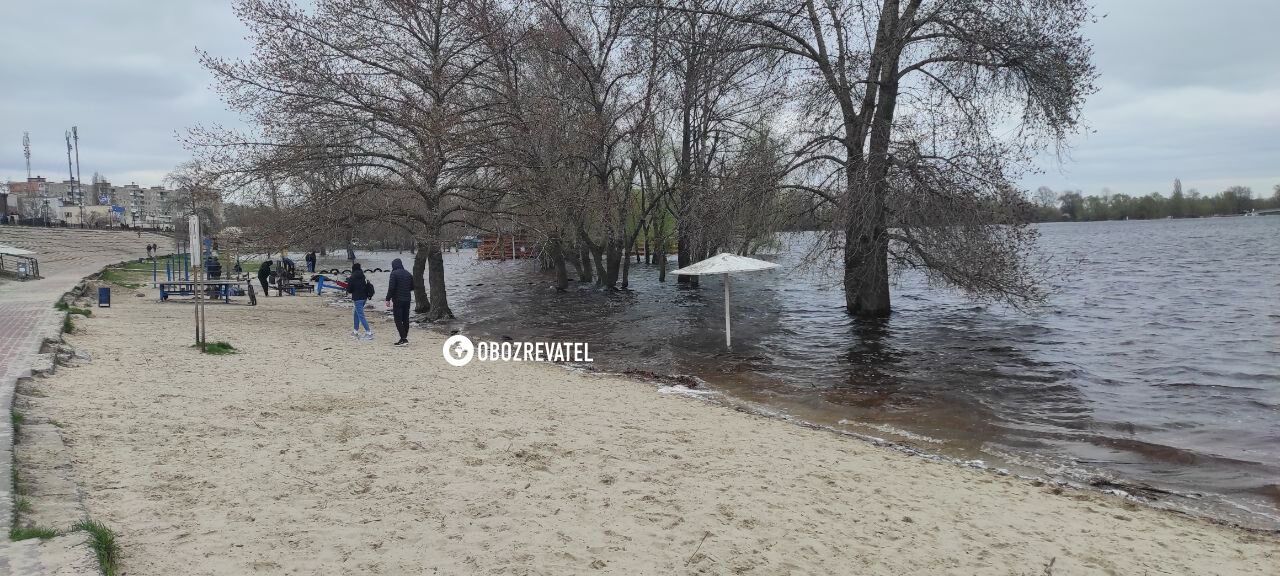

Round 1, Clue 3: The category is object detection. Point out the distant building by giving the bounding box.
[7,176,48,197]
[2,176,217,229]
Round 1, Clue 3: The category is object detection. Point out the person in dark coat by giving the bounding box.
[384,258,413,346]
[257,260,273,295]
[204,253,222,280]
[346,263,372,339]
[305,251,317,273]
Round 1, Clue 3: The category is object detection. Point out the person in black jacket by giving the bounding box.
[346,263,373,339]
[385,258,413,346]
[257,260,273,296]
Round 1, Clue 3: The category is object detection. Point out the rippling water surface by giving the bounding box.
[408,217,1278,528]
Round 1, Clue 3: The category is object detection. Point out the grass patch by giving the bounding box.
[62,315,75,334]
[194,341,237,355]
[15,496,32,514]
[55,301,93,317]
[98,268,143,289]
[74,520,120,576]
[13,469,29,496]
[10,525,60,541]
[118,259,162,271]
[11,409,23,438]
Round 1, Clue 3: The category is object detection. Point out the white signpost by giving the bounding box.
[188,215,205,346]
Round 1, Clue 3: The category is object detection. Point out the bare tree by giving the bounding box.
[670,0,1095,316]
[193,0,503,321]
[165,159,225,247]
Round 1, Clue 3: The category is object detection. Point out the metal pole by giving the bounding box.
[194,259,201,346]
[724,273,731,348]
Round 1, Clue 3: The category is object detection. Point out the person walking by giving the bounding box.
[346,263,373,340]
[257,260,273,296]
[384,258,413,346]
[305,251,316,274]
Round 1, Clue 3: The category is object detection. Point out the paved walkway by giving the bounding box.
[0,226,170,572]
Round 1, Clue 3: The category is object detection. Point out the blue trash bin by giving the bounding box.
[98,286,111,308]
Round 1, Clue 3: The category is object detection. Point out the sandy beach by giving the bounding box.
[20,285,1278,575]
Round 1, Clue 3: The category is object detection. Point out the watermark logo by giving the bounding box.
[442,334,593,366]
[443,334,475,367]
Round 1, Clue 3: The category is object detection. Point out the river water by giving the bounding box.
[400,217,1279,529]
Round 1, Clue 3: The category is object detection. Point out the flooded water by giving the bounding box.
[397,217,1279,529]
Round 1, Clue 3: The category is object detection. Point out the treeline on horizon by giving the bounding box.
[1025,180,1280,222]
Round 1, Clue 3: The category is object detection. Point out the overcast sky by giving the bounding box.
[2,0,1278,197]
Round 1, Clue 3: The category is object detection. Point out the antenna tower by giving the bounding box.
[72,126,82,205]
[23,132,31,179]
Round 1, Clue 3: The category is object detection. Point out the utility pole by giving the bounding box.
[22,132,31,179]
[73,127,84,226]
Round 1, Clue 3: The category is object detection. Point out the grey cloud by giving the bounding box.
[1,0,1276,197]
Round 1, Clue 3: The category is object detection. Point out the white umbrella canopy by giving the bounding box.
[670,253,780,349]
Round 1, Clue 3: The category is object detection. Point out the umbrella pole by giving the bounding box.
[724,272,731,348]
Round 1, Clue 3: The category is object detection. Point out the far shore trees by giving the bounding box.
[1048,181,1280,222]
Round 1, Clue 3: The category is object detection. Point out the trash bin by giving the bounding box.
[98,286,111,308]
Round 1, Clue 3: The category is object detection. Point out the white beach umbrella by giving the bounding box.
[669,252,780,348]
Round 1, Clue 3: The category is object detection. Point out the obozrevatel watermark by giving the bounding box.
[442,334,593,367]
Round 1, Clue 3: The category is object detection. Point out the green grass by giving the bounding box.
[98,268,143,289]
[15,496,33,514]
[194,341,237,355]
[55,301,93,317]
[62,315,75,334]
[74,520,120,576]
[11,409,24,438]
[13,469,29,496]
[10,525,60,541]
[118,259,162,271]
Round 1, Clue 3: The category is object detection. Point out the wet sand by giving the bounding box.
[24,286,1279,574]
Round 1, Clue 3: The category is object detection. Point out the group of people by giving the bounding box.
[344,258,413,346]
[144,243,159,258]
[256,253,415,346]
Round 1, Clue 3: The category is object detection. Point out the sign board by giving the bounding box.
[188,215,201,275]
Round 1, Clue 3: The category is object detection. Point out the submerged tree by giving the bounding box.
[677,0,1096,316]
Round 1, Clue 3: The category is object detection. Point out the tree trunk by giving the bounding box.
[569,242,586,282]
[676,232,692,284]
[843,8,900,318]
[551,239,569,291]
[842,217,890,317]
[577,244,593,283]
[621,242,631,289]
[424,244,453,321]
[412,240,431,314]
[590,244,606,287]
[601,237,624,290]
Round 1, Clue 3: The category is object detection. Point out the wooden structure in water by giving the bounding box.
[477,234,538,260]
